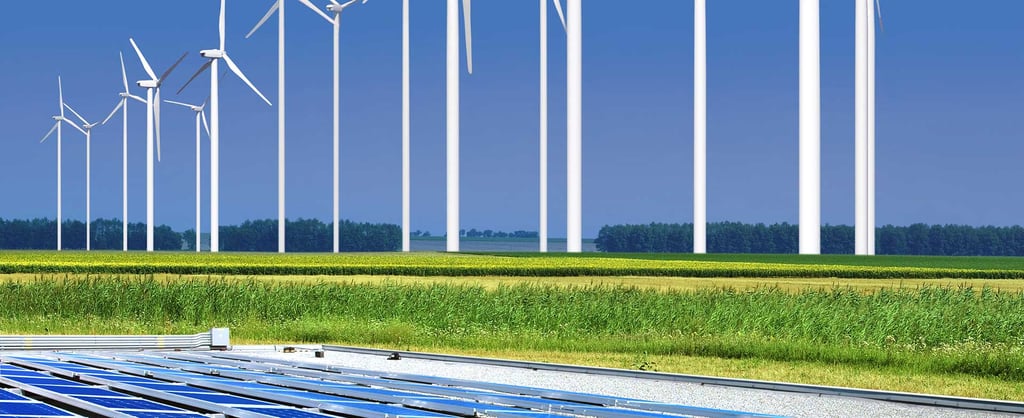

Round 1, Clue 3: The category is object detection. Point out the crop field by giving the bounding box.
[4,250,1024,278]
[2,250,1024,399]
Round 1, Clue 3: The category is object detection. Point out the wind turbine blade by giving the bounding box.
[129,94,147,104]
[552,0,566,31]
[223,54,273,106]
[41,121,60,143]
[201,111,211,138]
[102,99,125,125]
[329,0,341,5]
[58,77,64,116]
[201,94,212,108]
[298,0,334,23]
[159,52,189,83]
[64,103,88,125]
[164,99,195,108]
[129,38,159,80]
[875,0,885,33]
[60,117,87,135]
[219,0,226,50]
[155,88,162,161]
[463,0,473,74]
[120,52,130,92]
[246,1,280,38]
[177,60,212,95]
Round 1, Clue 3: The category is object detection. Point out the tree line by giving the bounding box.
[0,218,399,252]
[595,222,1024,256]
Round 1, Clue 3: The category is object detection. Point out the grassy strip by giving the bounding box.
[1,276,1022,385]
[4,251,1024,278]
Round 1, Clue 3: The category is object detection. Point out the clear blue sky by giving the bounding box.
[1,1,1021,238]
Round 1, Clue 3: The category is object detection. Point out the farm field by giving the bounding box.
[1,251,1024,400]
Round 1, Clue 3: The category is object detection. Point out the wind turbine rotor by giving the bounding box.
[64,103,89,126]
[299,0,333,22]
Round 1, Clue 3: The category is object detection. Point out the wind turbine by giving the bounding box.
[856,0,883,255]
[540,0,566,253]
[566,0,582,253]
[165,98,210,253]
[179,0,273,253]
[694,0,706,254]
[39,77,67,251]
[60,102,118,251]
[446,0,473,252]
[799,0,821,255]
[101,53,147,252]
[402,0,410,252]
[128,38,188,252]
[246,0,364,253]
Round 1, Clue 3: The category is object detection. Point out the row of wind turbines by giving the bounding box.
[38,0,880,255]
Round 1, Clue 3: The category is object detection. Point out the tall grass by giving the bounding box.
[1,276,1022,380]
[5,251,1024,278]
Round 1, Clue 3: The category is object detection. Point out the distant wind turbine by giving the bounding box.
[101,52,147,252]
[446,0,474,252]
[540,0,566,253]
[165,98,210,253]
[38,77,67,251]
[402,0,410,252]
[178,0,273,253]
[128,38,188,252]
[61,101,119,251]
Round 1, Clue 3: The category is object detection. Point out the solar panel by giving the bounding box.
[0,401,76,416]
[236,408,333,418]
[73,396,180,411]
[0,390,26,401]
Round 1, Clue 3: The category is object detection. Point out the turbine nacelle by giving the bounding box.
[327,0,367,13]
[200,49,225,59]
[138,80,158,88]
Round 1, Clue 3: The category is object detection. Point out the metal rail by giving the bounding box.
[321,344,1024,415]
[0,328,229,351]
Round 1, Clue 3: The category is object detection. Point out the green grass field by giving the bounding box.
[4,250,1024,278]
[2,250,1024,400]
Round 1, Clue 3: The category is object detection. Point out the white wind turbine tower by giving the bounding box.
[128,38,188,252]
[799,0,821,255]
[540,0,566,253]
[39,77,68,251]
[856,0,883,255]
[694,0,706,254]
[566,0,582,253]
[165,99,211,252]
[179,0,273,253]
[446,0,474,252]
[101,53,147,252]
[402,0,410,252]
[61,102,118,251]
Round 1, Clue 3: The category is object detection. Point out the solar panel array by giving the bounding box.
[0,351,782,418]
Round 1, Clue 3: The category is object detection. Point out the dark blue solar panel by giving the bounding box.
[0,401,74,416]
[123,412,208,418]
[35,384,123,397]
[168,392,275,406]
[238,408,329,418]
[94,375,158,384]
[73,396,178,411]
[0,390,26,401]
[121,382,212,393]
[0,366,44,376]
[334,401,452,417]
[2,376,81,386]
